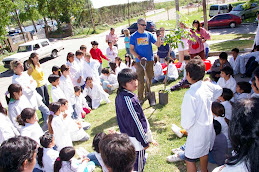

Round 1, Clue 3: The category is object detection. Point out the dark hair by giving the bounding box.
[219,52,228,61]
[66,52,74,62]
[48,102,61,135]
[28,52,39,67]
[226,98,259,172]
[213,119,222,135]
[254,67,259,79]
[60,64,69,73]
[74,86,81,93]
[0,136,37,172]
[93,132,106,153]
[99,133,136,172]
[75,50,83,57]
[6,84,22,104]
[165,57,173,63]
[221,66,233,76]
[184,55,191,61]
[58,98,68,105]
[221,88,233,101]
[231,48,239,53]
[80,45,87,51]
[115,57,122,67]
[16,108,36,126]
[125,54,132,67]
[101,68,110,75]
[117,68,138,94]
[110,62,117,72]
[86,77,93,81]
[38,132,54,168]
[192,20,201,31]
[154,55,158,63]
[237,82,251,93]
[212,102,225,117]
[48,74,60,83]
[54,147,75,172]
[52,65,61,76]
[0,102,7,115]
[110,27,115,31]
[132,61,135,66]
[185,59,205,81]
[91,41,98,45]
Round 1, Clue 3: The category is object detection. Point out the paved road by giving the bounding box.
[0,9,258,107]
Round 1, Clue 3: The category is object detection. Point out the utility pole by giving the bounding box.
[203,0,208,30]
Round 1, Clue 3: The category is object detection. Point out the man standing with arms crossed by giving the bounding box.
[130,18,161,103]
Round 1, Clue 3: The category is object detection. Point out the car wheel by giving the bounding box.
[51,50,58,58]
[229,22,236,28]
[23,60,30,71]
[241,15,245,20]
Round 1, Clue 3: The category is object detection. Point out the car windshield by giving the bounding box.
[210,6,218,10]
[17,45,32,52]
[233,4,244,11]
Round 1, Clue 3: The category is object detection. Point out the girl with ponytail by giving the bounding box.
[48,102,73,151]
[37,132,59,172]
[6,83,34,130]
[17,108,43,144]
[54,146,95,172]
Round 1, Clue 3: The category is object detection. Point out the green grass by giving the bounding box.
[210,39,254,52]
[210,34,255,41]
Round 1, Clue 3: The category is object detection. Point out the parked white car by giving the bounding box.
[2,39,64,70]
[209,4,233,18]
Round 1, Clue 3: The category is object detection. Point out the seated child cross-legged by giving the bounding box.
[251,77,259,98]
[164,57,179,83]
[181,59,222,172]
[217,66,236,93]
[152,55,165,84]
[58,98,90,142]
[83,77,110,109]
[218,88,233,125]
[74,86,91,119]
[100,68,119,93]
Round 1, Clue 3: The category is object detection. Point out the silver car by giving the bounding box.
[230,3,259,20]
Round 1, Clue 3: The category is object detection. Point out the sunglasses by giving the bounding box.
[139,24,147,26]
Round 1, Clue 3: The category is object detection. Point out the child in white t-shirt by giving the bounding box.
[218,88,233,124]
[217,66,236,93]
[234,82,251,102]
[152,55,165,84]
[164,57,178,83]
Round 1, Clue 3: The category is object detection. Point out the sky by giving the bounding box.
[92,0,173,9]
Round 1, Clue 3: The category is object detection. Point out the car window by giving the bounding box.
[210,5,218,10]
[233,4,244,11]
[17,45,32,52]
[33,44,40,50]
[221,15,231,20]
[41,41,49,47]
[251,3,257,8]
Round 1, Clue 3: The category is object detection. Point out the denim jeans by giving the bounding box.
[38,103,50,124]
[87,152,100,166]
[152,75,165,84]
[126,48,134,59]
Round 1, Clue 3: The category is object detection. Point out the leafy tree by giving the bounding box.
[0,0,14,41]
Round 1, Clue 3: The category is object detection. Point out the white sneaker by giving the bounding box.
[171,124,183,138]
[171,148,183,154]
[167,154,182,162]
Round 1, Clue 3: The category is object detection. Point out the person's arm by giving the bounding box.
[201,28,211,41]
[130,44,141,60]
[99,49,110,61]
[105,35,109,43]
[167,46,171,57]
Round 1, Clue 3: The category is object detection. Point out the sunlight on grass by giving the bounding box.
[210,40,254,52]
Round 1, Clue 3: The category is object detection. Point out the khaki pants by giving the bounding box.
[136,61,154,101]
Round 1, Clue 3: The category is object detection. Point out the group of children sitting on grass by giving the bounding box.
[0,42,259,172]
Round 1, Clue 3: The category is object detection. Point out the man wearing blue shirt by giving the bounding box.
[130,18,161,102]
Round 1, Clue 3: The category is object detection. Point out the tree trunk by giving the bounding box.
[32,18,38,32]
[14,8,26,42]
[88,3,96,33]
[175,0,180,27]
[43,16,49,38]
[128,0,130,26]
[202,0,208,30]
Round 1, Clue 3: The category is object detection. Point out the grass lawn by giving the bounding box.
[210,40,254,52]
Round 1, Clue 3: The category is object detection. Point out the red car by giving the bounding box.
[201,14,242,29]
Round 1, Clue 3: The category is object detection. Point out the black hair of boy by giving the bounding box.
[91,41,99,45]
[58,98,68,105]
[184,55,191,61]
[38,132,53,168]
[185,59,205,81]
[237,82,251,93]
[75,50,83,57]
[99,133,136,172]
[52,65,60,72]
[101,68,110,75]
[80,45,87,51]
[165,56,173,63]
[74,86,81,92]
[231,48,239,54]
[221,88,233,101]
[254,66,259,79]
[92,132,107,153]
[221,66,233,76]
[117,68,137,94]
[213,119,222,135]
[219,52,228,60]
[86,77,93,81]
[212,102,225,117]
[48,74,60,83]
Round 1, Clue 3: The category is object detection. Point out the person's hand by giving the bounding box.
[63,113,67,119]
[204,77,211,82]
[140,57,147,64]
[152,140,159,146]
[77,76,81,83]
[202,38,206,43]
[144,145,149,150]
[107,84,112,88]
[108,129,117,134]
[82,157,90,163]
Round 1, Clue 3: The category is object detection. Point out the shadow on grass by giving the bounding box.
[90,116,117,136]
[148,117,167,134]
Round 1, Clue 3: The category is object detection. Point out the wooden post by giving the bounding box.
[203,0,208,30]
[175,0,180,27]
[128,0,130,26]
